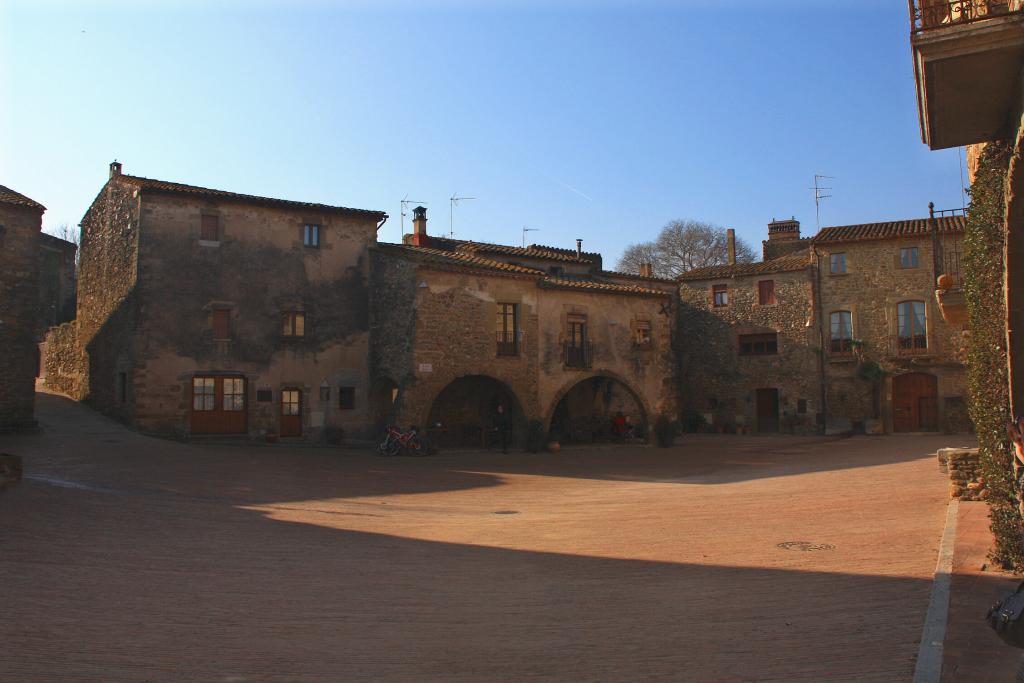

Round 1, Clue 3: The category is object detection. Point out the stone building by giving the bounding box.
[44,162,387,440]
[678,222,820,433]
[0,184,45,432]
[37,232,77,334]
[812,216,969,433]
[370,207,677,447]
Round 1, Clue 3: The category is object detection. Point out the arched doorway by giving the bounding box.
[427,375,524,449]
[549,375,648,444]
[369,377,399,436]
[893,372,938,432]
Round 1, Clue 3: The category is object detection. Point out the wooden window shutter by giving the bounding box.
[212,309,230,340]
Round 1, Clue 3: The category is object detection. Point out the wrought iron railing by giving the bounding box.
[910,0,1024,33]
[930,204,967,286]
[496,331,518,357]
[563,340,593,369]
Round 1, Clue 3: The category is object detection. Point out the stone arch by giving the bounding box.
[545,371,652,444]
[425,374,526,449]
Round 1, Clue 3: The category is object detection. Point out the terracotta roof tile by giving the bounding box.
[0,184,45,211]
[811,216,965,243]
[539,277,668,297]
[428,236,597,263]
[119,175,386,218]
[600,269,678,284]
[376,243,544,276]
[677,250,810,281]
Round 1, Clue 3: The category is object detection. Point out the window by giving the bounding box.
[496,303,518,356]
[304,224,320,248]
[830,253,846,274]
[201,214,219,242]
[712,284,728,307]
[281,389,301,416]
[757,280,776,305]
[797,399,808,414]
[192,377,215,411]
[117,372,127,403]
[283,311,305,337]
[830,311,853,355]
[223,378,245,411]
[897,301,928,352]
[212,309,230,340]
[338,386,356,410]
[738,332,778,356]
[900,247,919,269]
[256,389,273,403]
[565,315,590,368]
[634,320,652,347]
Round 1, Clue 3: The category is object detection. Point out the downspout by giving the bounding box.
[812,246,828,432]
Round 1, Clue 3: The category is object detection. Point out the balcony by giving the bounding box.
[496,331,519,357]
[563,341,593,369]
[932,206,970,327]
[909,0,1024,149]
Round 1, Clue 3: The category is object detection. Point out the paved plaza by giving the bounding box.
[1,390,979,681]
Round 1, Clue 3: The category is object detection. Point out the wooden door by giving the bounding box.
[893,373,939,432]
[190,376,247,434]
[756,388,779,433]
[280,388,302,437]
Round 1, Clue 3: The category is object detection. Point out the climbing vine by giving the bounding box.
[962,140,1024,569]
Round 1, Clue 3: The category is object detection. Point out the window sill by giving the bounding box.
[198,239,220,248]
[828,355,857,364]
[828,272,848,277]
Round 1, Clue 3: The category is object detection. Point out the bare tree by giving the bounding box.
[615,219,756,278]
[44,223,81,266]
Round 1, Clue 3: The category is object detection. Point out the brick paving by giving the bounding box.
[0,390,975,681]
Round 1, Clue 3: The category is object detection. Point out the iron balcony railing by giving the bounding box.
[910,0,1024,33]
[563,340,593,369]
[930,204,967,286]
[496,331,518,357]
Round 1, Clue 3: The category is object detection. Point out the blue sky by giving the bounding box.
[1,1,966,267]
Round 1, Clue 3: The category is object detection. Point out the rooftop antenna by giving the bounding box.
[810,174,834,231]
[522,226,538,248]
[400,196,428,242]
[449,194,476,239]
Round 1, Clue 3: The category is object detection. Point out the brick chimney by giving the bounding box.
[411,206,428,247]
[575,238,583,259]
[639,262,653,277]
[109,160,122,179]
[767,217,800,242]
[727,228,736,266]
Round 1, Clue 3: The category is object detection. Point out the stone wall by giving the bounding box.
[815,235,968,431]
[42,321,87,399]
[938,447,985,500]
[678,267,820,432]
[37,232,77,335]
[0,201,43,431]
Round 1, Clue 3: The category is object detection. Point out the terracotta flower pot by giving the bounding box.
[265,432,279,444]
[547,441,561,453]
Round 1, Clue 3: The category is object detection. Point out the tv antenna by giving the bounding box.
[400,196,428,242]
[449,194,476,239]
[522,226,538,248]
[810,174,834,231]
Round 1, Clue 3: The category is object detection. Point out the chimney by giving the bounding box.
[767,217,800,242]
[411,206,428,246]
[109,160,122,179]
[575,238,582,259]
[639,262,653,277]
[727,228,736,266]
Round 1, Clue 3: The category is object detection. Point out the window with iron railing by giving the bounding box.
[897,300,928,353]
[496,303,518,356]
[565,316,591,368]
[911,0,1024,33]
[830,311,854,355]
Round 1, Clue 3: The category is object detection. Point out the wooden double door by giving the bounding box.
[893,373,939,432]
[191,375,247,434]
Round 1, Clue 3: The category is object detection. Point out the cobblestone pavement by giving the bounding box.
[1,390,974,681]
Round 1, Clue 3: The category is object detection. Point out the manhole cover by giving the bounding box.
[493,510,519,515]
[776,541,835,552]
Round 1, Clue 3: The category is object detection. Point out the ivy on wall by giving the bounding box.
[962,140,1024,569]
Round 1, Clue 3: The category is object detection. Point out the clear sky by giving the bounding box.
[1,0,967,267]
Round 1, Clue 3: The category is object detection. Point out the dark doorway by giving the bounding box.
[893,373,939,432]
[550,376,647,444]
[427,375,523,449]
[280,388,302,437]
[190,375,247,434]
[756,388,780,433]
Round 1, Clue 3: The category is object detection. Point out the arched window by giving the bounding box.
[830,311,853,354]
[897,301,927,352]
